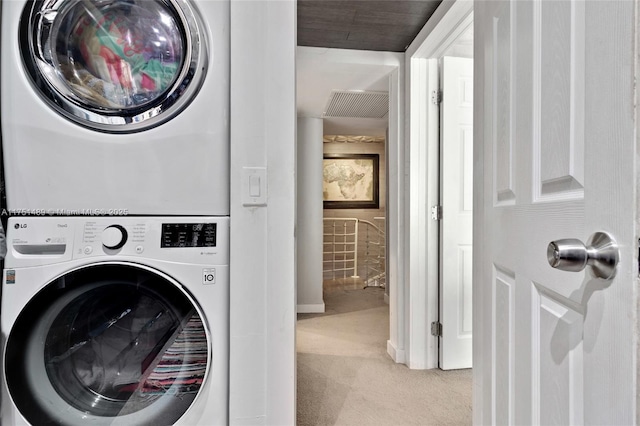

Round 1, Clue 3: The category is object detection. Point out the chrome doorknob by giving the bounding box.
[547,232,619,279]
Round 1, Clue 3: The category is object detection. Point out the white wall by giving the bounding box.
[229,1,296,424]
[296,117,324,313]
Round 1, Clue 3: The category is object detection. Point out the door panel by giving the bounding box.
[534,288,584,425]
[492,2,515,205]
[493,265,514,425]
[476,0,636,424]
[536,0,585,200]
[440,56,473,370]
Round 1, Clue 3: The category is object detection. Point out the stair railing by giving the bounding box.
[322,217,386,288]
[323,218,358,279]
[360,218,386,288]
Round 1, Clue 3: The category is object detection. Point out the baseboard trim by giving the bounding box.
[297,303,325,313]
[384,292,390,304]
[387,340,406,364]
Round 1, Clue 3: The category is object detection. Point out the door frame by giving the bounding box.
[397,0,473,370]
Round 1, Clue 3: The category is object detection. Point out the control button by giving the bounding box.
[135,245,144,254]
[83,246,93,255]
[102,225,128,250]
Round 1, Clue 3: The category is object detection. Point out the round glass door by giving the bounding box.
[5,263,211,425]
[19,0,208,132]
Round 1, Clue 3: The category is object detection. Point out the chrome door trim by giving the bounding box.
[20,0,209,133]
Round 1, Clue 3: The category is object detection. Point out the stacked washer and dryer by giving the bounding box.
[0,0,229,424]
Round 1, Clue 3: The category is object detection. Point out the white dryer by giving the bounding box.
[1,0,229,215]
[1,216,229,425]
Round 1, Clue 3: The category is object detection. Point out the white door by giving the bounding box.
[475,0,637,424]
[440,56,473,370]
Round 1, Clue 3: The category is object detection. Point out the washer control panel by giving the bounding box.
[5,217,230,266]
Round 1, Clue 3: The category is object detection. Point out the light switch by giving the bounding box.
[249,175,261,197]
[242,167,267,206]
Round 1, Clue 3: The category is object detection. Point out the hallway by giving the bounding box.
[297,286,472,425]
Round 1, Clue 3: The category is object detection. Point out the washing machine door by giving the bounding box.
[19,0,207,133]
[4,263,212,425]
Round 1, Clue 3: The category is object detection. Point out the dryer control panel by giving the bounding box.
[4,216,230,267]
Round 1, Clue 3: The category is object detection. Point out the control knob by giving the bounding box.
[102,225,128,250]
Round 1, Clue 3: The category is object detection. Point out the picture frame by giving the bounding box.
[322,154,379,209]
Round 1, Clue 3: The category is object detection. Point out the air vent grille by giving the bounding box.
[323,90,389,119]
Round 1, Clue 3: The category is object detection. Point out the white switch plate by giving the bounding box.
[242,167,267,206]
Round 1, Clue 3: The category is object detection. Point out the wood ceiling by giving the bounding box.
[297,0,443,52]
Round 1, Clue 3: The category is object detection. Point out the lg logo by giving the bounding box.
[14,223,26,229]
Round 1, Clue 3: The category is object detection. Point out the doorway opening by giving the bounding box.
[295,47,398,316]
[295,3,475,415]
[295,48,410,423]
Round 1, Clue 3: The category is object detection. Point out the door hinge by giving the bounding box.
[431,321,443,337]
[431,205,443,221]
[431,90,442,105]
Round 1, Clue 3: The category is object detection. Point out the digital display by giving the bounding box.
[161,223,217,248]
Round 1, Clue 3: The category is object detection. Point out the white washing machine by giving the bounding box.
[0,216,229,425]
[1,0,229,215]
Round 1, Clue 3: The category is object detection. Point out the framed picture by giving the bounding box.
[323,154,379,209]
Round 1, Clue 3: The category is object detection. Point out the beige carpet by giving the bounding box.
[297,287,472,426]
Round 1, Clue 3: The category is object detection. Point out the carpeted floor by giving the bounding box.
[297,286,472,426]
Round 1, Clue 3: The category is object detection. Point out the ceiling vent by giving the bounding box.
[323,90,389,119]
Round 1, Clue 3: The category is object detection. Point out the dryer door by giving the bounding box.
[19,0,207,133]
[5,263,212,425]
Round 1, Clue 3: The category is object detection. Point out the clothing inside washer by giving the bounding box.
[53,0,184,109]
[44,283,206,416]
